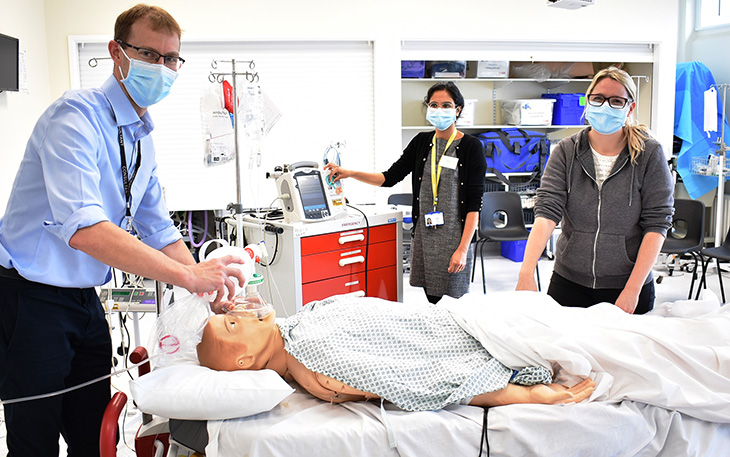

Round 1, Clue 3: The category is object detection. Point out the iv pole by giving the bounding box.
[209,59,259,247]
[712,84,729,247]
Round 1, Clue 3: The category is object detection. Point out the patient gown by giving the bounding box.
[278,295,551,411]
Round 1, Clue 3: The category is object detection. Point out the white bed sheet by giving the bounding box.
[201,292,730,456]
[203,384,730,457]
[441,291,730,423]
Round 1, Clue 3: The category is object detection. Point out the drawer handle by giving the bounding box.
[339,234,365,244]
[345,280,360,287]
[339,255,365,267]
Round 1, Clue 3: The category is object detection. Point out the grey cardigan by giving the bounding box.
[535,128,674,289]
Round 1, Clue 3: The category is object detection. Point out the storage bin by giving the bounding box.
[500,99,555,126]
[401,61,425,78]
[429,61,466,78]
[541,93,586,125]
[455,99,477,127]
[501,239,528,262]
[477,61,509,78]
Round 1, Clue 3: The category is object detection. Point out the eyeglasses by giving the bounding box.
[587,94,631,109]
[427,102,456,109]
[116,40,185,70]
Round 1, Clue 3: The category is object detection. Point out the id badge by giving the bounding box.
[424,211,444,227]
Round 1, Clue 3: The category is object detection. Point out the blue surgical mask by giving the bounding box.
[584,103,629,135]
[119,50,178,108]
[426,107,457,131]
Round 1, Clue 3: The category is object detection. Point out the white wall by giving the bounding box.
[0,0,680,213]
[0,0,51,213]
[679,0,730,110]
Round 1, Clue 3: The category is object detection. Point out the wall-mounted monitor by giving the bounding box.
[0,33,20,92]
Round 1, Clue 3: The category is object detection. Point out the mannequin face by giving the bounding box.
[197,309,277,371]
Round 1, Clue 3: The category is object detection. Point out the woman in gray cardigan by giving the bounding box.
[516,67,674,314]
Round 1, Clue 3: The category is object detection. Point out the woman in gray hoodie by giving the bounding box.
[516,67,674,314]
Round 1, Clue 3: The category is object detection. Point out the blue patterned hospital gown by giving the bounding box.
[278,295,552,411]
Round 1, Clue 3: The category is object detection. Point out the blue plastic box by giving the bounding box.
[501,240,528,262]
[541,93,586,125]
[401,61,425,78]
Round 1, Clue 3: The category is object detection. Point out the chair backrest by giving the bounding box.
[388,193,412,206]
[666,199,705,250]
[478,191,528,239]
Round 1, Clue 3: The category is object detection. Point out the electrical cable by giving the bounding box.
[187,210,209,248]
[346,204,370,295]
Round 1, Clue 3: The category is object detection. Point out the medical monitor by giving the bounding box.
[0,33,19,93]
[293,169,330,220]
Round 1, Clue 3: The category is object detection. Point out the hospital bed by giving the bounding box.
[100,293,730,457]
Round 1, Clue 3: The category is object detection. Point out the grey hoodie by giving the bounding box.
[535,128,674,289]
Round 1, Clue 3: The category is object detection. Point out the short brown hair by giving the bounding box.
[114,4,182,42]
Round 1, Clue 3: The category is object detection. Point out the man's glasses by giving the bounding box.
[427,102,456,109]
[587,94,631,109]
[116,40,185,70]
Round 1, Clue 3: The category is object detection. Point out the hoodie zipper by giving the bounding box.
[578,155,629,288]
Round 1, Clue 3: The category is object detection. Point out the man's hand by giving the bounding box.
[185,255,247,307]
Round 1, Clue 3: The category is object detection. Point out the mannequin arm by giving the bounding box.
[286,354,378,403]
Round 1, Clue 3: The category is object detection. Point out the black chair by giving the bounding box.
[388,193,413,273]
[660,199,705,299]
[471,191,540,294]
[698,226,730,303]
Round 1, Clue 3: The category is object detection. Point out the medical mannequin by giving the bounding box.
[197,297,594,411]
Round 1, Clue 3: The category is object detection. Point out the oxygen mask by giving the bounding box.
[225,273,273,319]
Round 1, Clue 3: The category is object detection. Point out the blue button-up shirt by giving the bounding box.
[0,75,181,288]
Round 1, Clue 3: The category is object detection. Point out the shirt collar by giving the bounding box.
[101,75,155,137]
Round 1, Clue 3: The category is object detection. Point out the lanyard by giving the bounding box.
[430,129,457,210]
[117,127,142,230]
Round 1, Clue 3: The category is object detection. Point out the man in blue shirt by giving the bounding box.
[0,5,244,456]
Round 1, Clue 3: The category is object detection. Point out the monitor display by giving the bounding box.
[0,33,19,92]
[294,171,329,219]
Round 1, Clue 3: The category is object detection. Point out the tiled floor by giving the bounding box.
[0,245,722,456]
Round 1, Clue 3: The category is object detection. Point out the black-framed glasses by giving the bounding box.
[587,94,631,109]
[116,40,185,70]
[427,102,456,109]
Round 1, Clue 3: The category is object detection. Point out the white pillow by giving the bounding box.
[129,363,294,420]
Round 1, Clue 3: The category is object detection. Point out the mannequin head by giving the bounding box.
[197,309,278,371]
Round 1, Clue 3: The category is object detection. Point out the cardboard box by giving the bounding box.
[477,61,510,78]
[500,99,555,126]
[455,99,477,127]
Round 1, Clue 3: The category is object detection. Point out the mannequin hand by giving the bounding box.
[515,270,538,291]
[528,378,595,405]
[615,289,639,314]
[448,248,468,274]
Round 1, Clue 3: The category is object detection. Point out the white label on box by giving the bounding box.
[477,60,509,78]
[455,99,477,127]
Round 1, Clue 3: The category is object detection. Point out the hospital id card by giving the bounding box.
[424,211,444,227]
[438,155,458,170]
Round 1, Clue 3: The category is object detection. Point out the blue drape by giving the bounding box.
[675,61,730,199]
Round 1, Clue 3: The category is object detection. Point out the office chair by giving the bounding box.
[388,193,413,273]
[698,225,730,303]
[471,191,540,294]
[660,199,705,299]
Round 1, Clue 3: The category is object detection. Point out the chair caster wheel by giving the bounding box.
[656,275,663,284]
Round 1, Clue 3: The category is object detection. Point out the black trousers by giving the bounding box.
[0,274,112,457]
[547,272,655,315]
